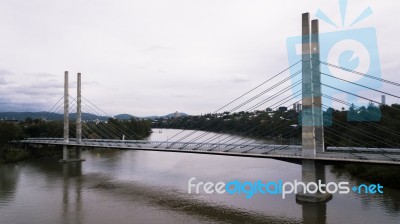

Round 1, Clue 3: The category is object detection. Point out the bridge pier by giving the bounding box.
[296,160,332,202]
[297,13,331,203]
[60,147,85,163]
[297,195,328,223]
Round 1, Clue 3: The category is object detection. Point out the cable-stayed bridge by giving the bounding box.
[19,63,400,165]
[19,15,400,166]
[22,138,400,165]
[16,13,400,202]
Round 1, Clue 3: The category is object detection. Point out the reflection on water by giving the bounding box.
[298,200,327,224]
[61,163,83,224]
[330,165,400,219]
[0,129,399,223]
[0,164,21,206]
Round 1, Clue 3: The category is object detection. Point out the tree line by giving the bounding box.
[153,103,400,148]
[0,117,152,162]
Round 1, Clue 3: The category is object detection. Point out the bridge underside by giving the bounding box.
[21,138,400,165]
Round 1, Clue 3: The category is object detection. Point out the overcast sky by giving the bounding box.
[0,0,399,116]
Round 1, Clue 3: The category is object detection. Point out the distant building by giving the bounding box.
[381,95,386,105]
[278,107,287,112]
[174,111,180,118]
[297,103,302,111]
[0,119,19,124]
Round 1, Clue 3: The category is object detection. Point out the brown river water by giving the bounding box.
[0,129,399,224]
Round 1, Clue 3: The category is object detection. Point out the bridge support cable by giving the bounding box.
[75,96,146,144]
[81,96,149,142]
[182,90,301,150]
[325,126,389,151]
[67,96,126,142]
[40,96,65,122]
[178,83,302,150]
[67,98,101,143]
[70,97,110,139]
[315,70,400,100]
[315,59,400,87]
[41,96,64,121]
[173,84,301,150]
[81,101,127,139]
[319,77,400,149]
[237,125,302,153]
[163,72,301,148]
[322,96,400,137]
[79,102,138,142]
[322,83,400,113]
[198,111,298,152]
[323,135,369,160]
[324,128,398,159]
[327,110,398,153]
[190,93,302,151]
[153,62,302,147]
[193,89,302,146]
[69,102,90,141]
[246,82,301,111]
[81,101,136,140]
[323,130,400,161]
[224,120,302,153]
[321,104,400,149]
[168,75,302,149]
[214,60,301,113]
[66,99,85,139]
[78,103,147,147]
[206,120,296,152]
[229,72,302,112]
[82,96,148,140]
[318,80,400,148]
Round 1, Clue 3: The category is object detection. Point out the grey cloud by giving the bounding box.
[172,94,187,98]
[0,93,58,112]
[7,81,64,92]
[0,69,14,85]
[0,78,64,111]
[11,88,62,96]
[230,77,250,83]
[24,72,56,78]
[0,69,14,76]
[143,45,175,52]
[0,1,397,116]
[82,81,100,86]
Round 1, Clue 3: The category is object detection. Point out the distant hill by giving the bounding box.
[0,112,50,120]
[113,112,189,120]
[0,112,109,121]
[164,112,189,118]
[114,114,137,120]
[0,111,189,121]
[142,112,189,120]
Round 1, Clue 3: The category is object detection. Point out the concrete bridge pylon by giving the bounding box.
[59,71,85,163]
[297,12,331,203]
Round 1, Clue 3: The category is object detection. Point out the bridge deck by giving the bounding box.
[20,138,400,165]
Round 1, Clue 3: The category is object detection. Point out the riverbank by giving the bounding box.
[0,147,30,163]
[0,145,62,163]
[333,163,400,190]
